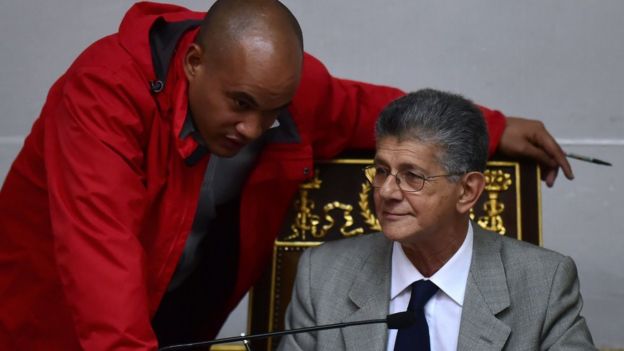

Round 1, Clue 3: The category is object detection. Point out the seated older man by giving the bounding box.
[278,89,595,351]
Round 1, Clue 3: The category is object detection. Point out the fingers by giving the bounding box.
[506,132,563,186]
[500,116,575,186]
[542,167,558,188]
[530,126,574,181]
[518,141,558,171]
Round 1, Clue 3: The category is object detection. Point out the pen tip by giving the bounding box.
[597,160,612,166]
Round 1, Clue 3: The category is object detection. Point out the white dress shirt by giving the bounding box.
[386,223,474,351]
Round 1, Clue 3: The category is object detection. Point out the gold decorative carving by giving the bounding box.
[317,202,364,238]
[286,170,322,241]
[358,182,381,231]
[287,170,365,240]
[474,169,513,234]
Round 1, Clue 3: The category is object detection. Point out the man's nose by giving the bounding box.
[235,113,265,141]
[378,175,403,199]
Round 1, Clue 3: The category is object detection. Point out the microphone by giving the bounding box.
[158,311,416,351]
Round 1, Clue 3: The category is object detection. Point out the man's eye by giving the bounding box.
[404,171,425,182]
[233,98,250,109]
[375,167,389,176]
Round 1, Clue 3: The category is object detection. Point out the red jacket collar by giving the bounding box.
[117,2,204,83]
[118,2,205,160]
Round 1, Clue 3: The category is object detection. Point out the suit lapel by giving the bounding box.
[341,236,393,351]
[458,226,511,350]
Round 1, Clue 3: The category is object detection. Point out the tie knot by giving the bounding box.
[408,280,439,310]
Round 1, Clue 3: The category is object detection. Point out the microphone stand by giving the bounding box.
[159,312,414,351]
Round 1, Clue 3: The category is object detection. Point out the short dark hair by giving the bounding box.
[375,89,489,176]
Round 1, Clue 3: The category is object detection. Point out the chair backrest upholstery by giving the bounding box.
[247,155,542,350]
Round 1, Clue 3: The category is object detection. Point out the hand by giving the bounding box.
[497,116,574,187]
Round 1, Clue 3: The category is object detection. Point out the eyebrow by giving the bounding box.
[228,91,259,108]
[373,157,427,173]
[228,91,292,112]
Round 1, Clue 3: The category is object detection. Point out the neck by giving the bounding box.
[401,220,469,277]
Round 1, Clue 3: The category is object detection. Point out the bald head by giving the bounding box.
[198,0,303,56]
[183,0,304,157]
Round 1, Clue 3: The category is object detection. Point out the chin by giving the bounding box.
[212,149,238,158]
[207,144,240,158]
[381,225,413,242]
[382,221,427,242]
[382,231,401,242]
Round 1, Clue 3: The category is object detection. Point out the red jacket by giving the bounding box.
[0,2,505,350]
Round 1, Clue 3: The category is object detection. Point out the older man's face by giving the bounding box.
[373,137,463,245]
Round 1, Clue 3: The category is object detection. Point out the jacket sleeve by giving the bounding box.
[540,256,597,350]
[290,53,506,158]
[43,67,157,351]
[278,248,317,351]
[477,105,506,157]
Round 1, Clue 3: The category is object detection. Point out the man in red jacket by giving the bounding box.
[0,1,572,350]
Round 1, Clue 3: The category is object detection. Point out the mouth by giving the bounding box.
[381,210,408,221]
[222,135,245,152]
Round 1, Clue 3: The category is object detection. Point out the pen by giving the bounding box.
[565,152,612,166]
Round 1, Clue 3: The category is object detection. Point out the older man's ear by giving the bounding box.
[456,172,486,214]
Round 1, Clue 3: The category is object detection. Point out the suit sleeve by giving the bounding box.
[540,256,597,350]
[44,67,157,350]
[278,248,318,351]
[290,53,506,159]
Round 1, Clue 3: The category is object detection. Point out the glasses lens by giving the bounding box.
[397,170,425,192]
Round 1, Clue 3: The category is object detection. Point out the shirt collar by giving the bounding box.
[180,108,210,145]
[390,222,474,306]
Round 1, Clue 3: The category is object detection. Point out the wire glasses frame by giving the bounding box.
[363,165,464,192]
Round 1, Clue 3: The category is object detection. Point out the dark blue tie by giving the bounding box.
[394,280,439,351]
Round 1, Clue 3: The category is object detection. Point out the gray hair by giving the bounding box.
[375,89,489,177]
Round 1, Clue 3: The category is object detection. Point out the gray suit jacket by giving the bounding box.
[278,225,595,350]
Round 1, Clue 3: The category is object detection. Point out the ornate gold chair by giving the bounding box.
[245,154,542,350]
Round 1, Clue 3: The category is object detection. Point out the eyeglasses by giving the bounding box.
[363,165,464,192]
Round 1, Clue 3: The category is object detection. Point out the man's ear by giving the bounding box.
[456,172,485,214]
[183,43,204,81]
